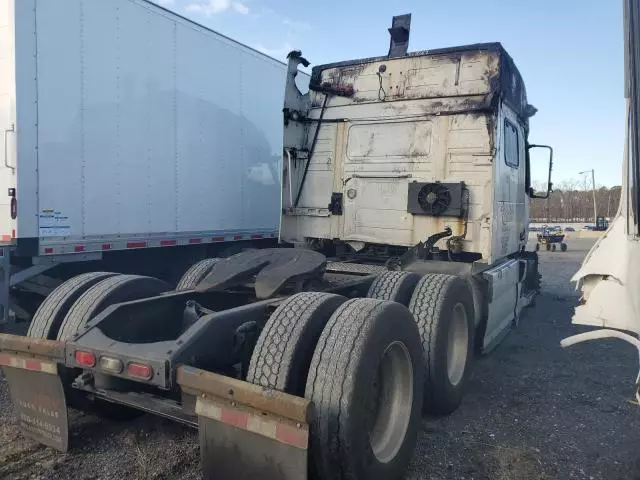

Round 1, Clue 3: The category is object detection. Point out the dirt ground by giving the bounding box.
[2,238,640,480]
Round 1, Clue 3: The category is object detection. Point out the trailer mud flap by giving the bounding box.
[0,334,69,452]
[1,358,68,451]
[178,366,311,480]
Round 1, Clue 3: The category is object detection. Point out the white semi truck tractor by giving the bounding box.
[0,12,551,480]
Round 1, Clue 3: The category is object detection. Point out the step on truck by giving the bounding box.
[0,14,552,480]
[0,0,293,334]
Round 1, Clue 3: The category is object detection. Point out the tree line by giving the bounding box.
[530,180,621,223]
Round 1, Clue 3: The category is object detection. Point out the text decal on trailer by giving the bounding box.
[39,209,71,237]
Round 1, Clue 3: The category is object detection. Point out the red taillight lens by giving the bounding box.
[127,362,153,380]
[75,350,96,367]
[10,197,17,220]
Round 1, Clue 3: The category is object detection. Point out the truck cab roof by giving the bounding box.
[310,42,535,123]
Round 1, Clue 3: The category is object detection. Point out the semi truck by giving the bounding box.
[0,11,552,480]
[0,0,294,333]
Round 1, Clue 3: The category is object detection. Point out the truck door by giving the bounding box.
[492,104,527,261]
[340,120,433,246]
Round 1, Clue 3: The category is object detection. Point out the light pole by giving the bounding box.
[579,169,598,224]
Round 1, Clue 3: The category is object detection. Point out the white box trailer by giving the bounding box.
[0,0,302,328]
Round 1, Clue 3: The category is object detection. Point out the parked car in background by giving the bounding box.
[565,227,576,232]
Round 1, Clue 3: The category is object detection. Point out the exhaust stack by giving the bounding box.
[388,14,411,57]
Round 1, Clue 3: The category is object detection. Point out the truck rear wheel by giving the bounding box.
[27,272,118,340]
[561,242,568,252]
[176,258,219,291]
[246,292,346,396]
[306,298,423,480]
[409,273,474,415]
[57,275,170,341]
[367,271,421,306]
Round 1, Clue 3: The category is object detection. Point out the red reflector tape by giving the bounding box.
[102,244,112,250]
[212,236,225,242]
[275,423,308,448]
[189,238,202,244]
[234,235,243,240]
[127,241,147,249]
[0,353,57,374]
[251,234,263,239]
[74,245,85,252]
[195,398,308,449]
[1,235,12,242]
[220,408,249,429]
[25,359,41,370]
[161,240,176,246]
[44,247,54,254]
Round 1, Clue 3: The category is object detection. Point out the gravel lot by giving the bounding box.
[2,237,640,480]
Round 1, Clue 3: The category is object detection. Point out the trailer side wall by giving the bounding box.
[7,0,292,254]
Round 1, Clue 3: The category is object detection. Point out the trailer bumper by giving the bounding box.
[177,365,311,480]
[0,334,312,479]
[0,334,69,451]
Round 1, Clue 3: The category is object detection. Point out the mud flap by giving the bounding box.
[178,366,310,480]
[1,360,69,451]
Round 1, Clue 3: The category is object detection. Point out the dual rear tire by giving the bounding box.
[247,293,424,479]
[367,271,474,415]
[247,270,475,478]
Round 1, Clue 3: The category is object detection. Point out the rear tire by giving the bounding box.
[176,258,219,291]
[409,273,474,415]
[57,275,170,341]
[306,298,423,480]
[534,243,540,252]
[552,244,557,252]
[561,243,568,252]
[27,272,118,340]
[367,271,421,306]
[246,292,346,395]
[546,243,551,251]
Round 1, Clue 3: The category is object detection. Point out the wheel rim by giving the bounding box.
[447,303,468,386]
[369,341,414,464]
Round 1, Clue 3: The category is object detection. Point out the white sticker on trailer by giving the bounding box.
[39,210,70,237]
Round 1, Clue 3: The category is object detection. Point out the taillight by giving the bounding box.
[75,350,96,367]
[8,188,16,220]
[127,362,153,380]
[98,356,123,374]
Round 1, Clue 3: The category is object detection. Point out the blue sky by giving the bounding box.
[155,0,624,187]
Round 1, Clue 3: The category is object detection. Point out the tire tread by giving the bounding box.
[27,272,117,339]
[246,292,345,393]
[57,275,167,340]
[175,258,219,291]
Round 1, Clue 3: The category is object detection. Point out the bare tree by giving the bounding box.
[529,178,621,223]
